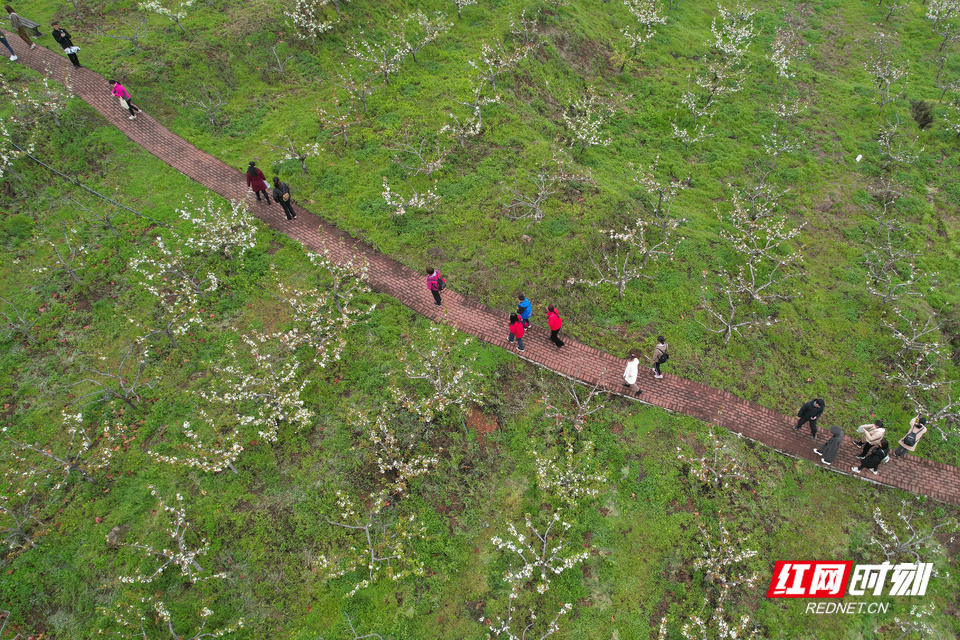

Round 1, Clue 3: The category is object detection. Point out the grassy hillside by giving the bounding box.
[1,0,959,637]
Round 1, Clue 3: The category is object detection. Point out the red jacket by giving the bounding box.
[509,321,525,338]
[427,271,443,291]
[246,167,268,192]
[547,310,562,331]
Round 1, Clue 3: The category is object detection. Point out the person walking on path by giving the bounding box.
[245,162,271,204]
[794,398,825,441]
[651,336,668,379]
[109,80,141,120]
[853,420,886,459]
[516,294,532,329]
[272,177,296,220]
[0,33,16,60]
[546,305,564,348]
[893,415,927,459]
[852,439,889,475]
[426,268,445,306]
[51,21,81,68]
[6,6,34,49]
[622,353,642,397]
[814,426,844,465]
[508,313,525,352]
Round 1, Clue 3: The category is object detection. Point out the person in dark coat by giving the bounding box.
[794,398,825,441]
[814,426,844,465]
[852,439,889,476]
[246,162,271,204]
[51,22,81,68]
[272,176,296,220]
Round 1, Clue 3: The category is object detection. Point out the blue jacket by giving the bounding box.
[517,298,532,320]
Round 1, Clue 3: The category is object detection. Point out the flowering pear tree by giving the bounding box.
[676,427,749,489]
[440,81,501,149]
[128,238,219,350]
[695,271,777,344]
[865,31,909,113]
[877,115,923,171]
[945,102,960,137]
[140,0,193,32]
[148,409,243,475]
[269,41,295,79]
[503,146,594,222]
[73,346,156,409]
[622,0,667,56]
[491,511,590,596]
[351,408,439,495]
[99,595,244,640]
[926,0,960,53]
[508,9,543,54]
[562,86,630,153]
[94,17,150,53]
[468,40,525,92]
[891,604,943,640]
[284,0,339,44]
[382,177,440,217]
[198,339,312,444]
[450,0,476,21]
[389,324,484,423]
[768,27,803,90]
[3,410,133,491]
[533,438,607,508]
[694,2,756,104]
[0,296,39,345]
[328,64,382,113]
[406,10,452,63]
[870,500,955,563]
[883,308,954,401]
[345,27,412,86]
[177,197,258,261]
[114,486,221,584]
[317,489,426,597]
[863,187,926,304]
[717,191,804,303]
[184,85,225,128]
[39,229,88,285]
[485,599,572,640]
[263,134,322,173]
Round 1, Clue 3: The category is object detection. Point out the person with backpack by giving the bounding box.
[516,294,532,329]
[272,176,296,220]
[622,353,642,397]
[426,267,445,306]
[508,313,525,352]
[794,398,825,441]
[546,305,564,347]
[893,415,927,459]
[814,426,844,466]
[853,420,885,459]
[852,439,889,475]
[651,336,668,379]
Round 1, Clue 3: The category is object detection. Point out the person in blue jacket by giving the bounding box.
[516,294,532,328]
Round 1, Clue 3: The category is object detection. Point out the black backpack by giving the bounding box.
[903,431,918,447]
[659,351,669,363]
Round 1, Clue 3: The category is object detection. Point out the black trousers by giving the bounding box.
[67,52,80,67]
[279,199,295,219]
[550,329,564,347]
[431,289,442,305]
[255,189,271,203]
[796,417,818,437]
[654,359,662,375]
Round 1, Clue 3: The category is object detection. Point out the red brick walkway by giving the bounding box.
[12,37,960,506]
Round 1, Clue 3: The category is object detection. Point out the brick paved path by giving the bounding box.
[11,37,960,506]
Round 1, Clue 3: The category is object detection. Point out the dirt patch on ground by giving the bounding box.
[465,407,498,448]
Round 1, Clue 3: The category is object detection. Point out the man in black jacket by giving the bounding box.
[51,21,81,68]
[794,398,825,441]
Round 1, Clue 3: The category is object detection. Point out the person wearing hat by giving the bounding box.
[51,21,81,68]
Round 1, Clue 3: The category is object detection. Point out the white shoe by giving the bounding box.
[655,374,663,379]
[820,459,831,465]
[851,466,861,474]
[30,43,36,49]
[9,55,17,61]
[129,115,136,120]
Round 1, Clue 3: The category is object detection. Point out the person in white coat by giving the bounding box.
[622,353,642,397]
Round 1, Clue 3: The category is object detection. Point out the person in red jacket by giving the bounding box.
[426,267,444,306]
[546,305,564,348]
[508,313,525,352]
[246,161,271,204]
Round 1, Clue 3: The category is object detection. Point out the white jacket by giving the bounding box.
[623,358,639,384]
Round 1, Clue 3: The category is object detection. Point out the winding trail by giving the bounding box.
[10,36,960,506]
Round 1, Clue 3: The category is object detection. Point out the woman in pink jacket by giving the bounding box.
[109,79,141,120]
